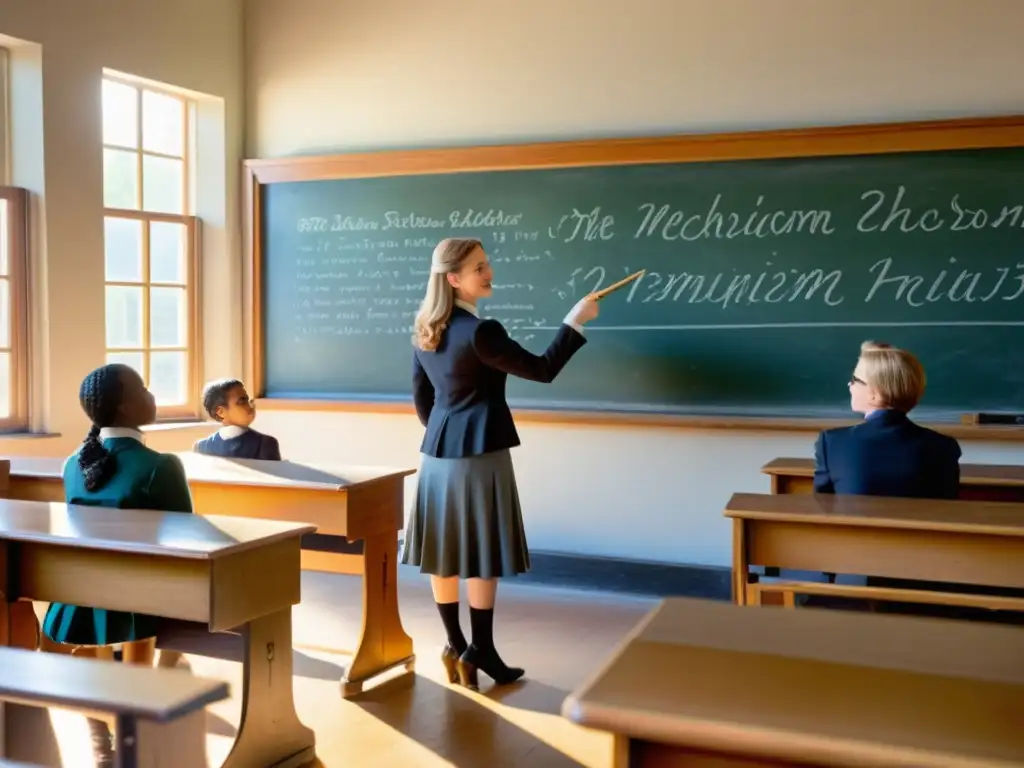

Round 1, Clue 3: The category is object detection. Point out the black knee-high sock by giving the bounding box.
[469,607,523,681]
[469,606,495,653]
[436,601,467,653]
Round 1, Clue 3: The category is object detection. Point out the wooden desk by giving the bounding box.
[0,500,316,768]
[0,646,229,767]
[762,456,1024,501]
[7,454,416,695]
[725,491,1024,610]
[562,597,1024,767]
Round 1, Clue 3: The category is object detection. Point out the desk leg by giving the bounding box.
[4,601,38,650]
[731,518,748,606]
[341,532,415,696]
[123,710,207,768]
[0,539,40,650]
[1,599,53,764]
[220,608,316,768]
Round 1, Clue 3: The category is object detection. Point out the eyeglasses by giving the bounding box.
[848,375,866,387]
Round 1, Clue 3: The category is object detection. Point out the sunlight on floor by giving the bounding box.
[27,574,649,767]
[48,708,97,768]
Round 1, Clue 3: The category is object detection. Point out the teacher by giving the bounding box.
[402,237,598,690]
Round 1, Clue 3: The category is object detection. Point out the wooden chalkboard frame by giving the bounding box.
[242,114,1024,440]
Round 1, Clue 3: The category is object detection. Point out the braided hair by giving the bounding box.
[78,364,130,491]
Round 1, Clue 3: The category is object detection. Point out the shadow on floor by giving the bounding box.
[158,620,348,682]
[483,676,572,715]
[350,673,585,767]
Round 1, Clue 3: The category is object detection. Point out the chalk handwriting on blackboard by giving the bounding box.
[548,207,616,243]
[285,183,1024,342]
[858,187,1024,234]
[634,198,836,240]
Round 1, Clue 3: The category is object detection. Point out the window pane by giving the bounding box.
[102,80,138,149]
[142,90,184,157]
[0,279,9,347]
[105,285,144,348]
[0,351,9,418]
[103,148,139,209]
[150,221,186,284]
[104,217,143,282]
[107,351,144,378]
[150,286,187,347]
[0,199,7,276]
[142,155,183,214]
[150,351,186,405]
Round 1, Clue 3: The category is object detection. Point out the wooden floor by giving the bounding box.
[45,567,657,767]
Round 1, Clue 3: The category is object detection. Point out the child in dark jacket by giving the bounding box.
[193,378,282,460]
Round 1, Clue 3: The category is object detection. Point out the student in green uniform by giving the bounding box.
[41,363,194,665]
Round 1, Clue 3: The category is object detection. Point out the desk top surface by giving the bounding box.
[0,646,228,721]
[0,499,315,559]
[725,491,1024,536]
[563,597,1024,767]
[9,453,415,491]
[762,457,1024,486]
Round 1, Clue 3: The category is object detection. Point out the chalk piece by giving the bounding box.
[590,270,646,301]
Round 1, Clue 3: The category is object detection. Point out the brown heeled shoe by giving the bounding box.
[455,655,479,690]
[456,644,524,691]
[440,643,461,684]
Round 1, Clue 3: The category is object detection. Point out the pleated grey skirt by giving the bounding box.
[401,449,530,578]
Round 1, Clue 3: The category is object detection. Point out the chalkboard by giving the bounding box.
[248,118,1024,422]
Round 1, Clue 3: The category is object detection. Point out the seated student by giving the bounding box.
[43,363,194,660]
[810,341,974,610]
[811,344,1023,622]
[814,341,961,498]
[41,363,195,762]
[193,378,281,460]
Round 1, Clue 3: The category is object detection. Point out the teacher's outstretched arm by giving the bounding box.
[472,297,598,383]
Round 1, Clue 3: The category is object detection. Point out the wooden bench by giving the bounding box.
[0,646,228,767]
[762,456,1024,501]
[725,491,1024,612]
[562,597,1024,767]
[7,454,416,696]
[0,499,316,768]
[747,578,1024,610]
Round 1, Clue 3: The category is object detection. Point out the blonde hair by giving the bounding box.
[857,340,926,412]
[412,238,483,351]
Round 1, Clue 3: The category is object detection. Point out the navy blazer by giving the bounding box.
[413,306,587,458]
[813,409,961,499]
[193,428,282,461]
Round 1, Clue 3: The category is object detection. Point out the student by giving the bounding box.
[193,378,282,460]
[42,363,194,662]
[401,237,598,690]
[814,341,961,498]
[810,341,962,608]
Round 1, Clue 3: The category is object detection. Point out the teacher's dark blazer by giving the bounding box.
[813,408,961,498]
[413,305,586,458]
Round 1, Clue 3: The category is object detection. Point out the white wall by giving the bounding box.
[0,0,244,455]
[245,0,1024,567]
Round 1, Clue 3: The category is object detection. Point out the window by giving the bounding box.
[102,76,200,418]
[0,186,29,431]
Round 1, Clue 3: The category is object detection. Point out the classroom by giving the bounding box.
[0,0,1022,766]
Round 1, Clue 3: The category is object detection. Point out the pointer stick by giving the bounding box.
[589,269,646,301]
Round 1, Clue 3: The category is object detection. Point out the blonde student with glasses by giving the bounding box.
[814,340,961,498]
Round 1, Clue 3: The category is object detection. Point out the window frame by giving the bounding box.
[0,186,30,432]
[101,74,202,420]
